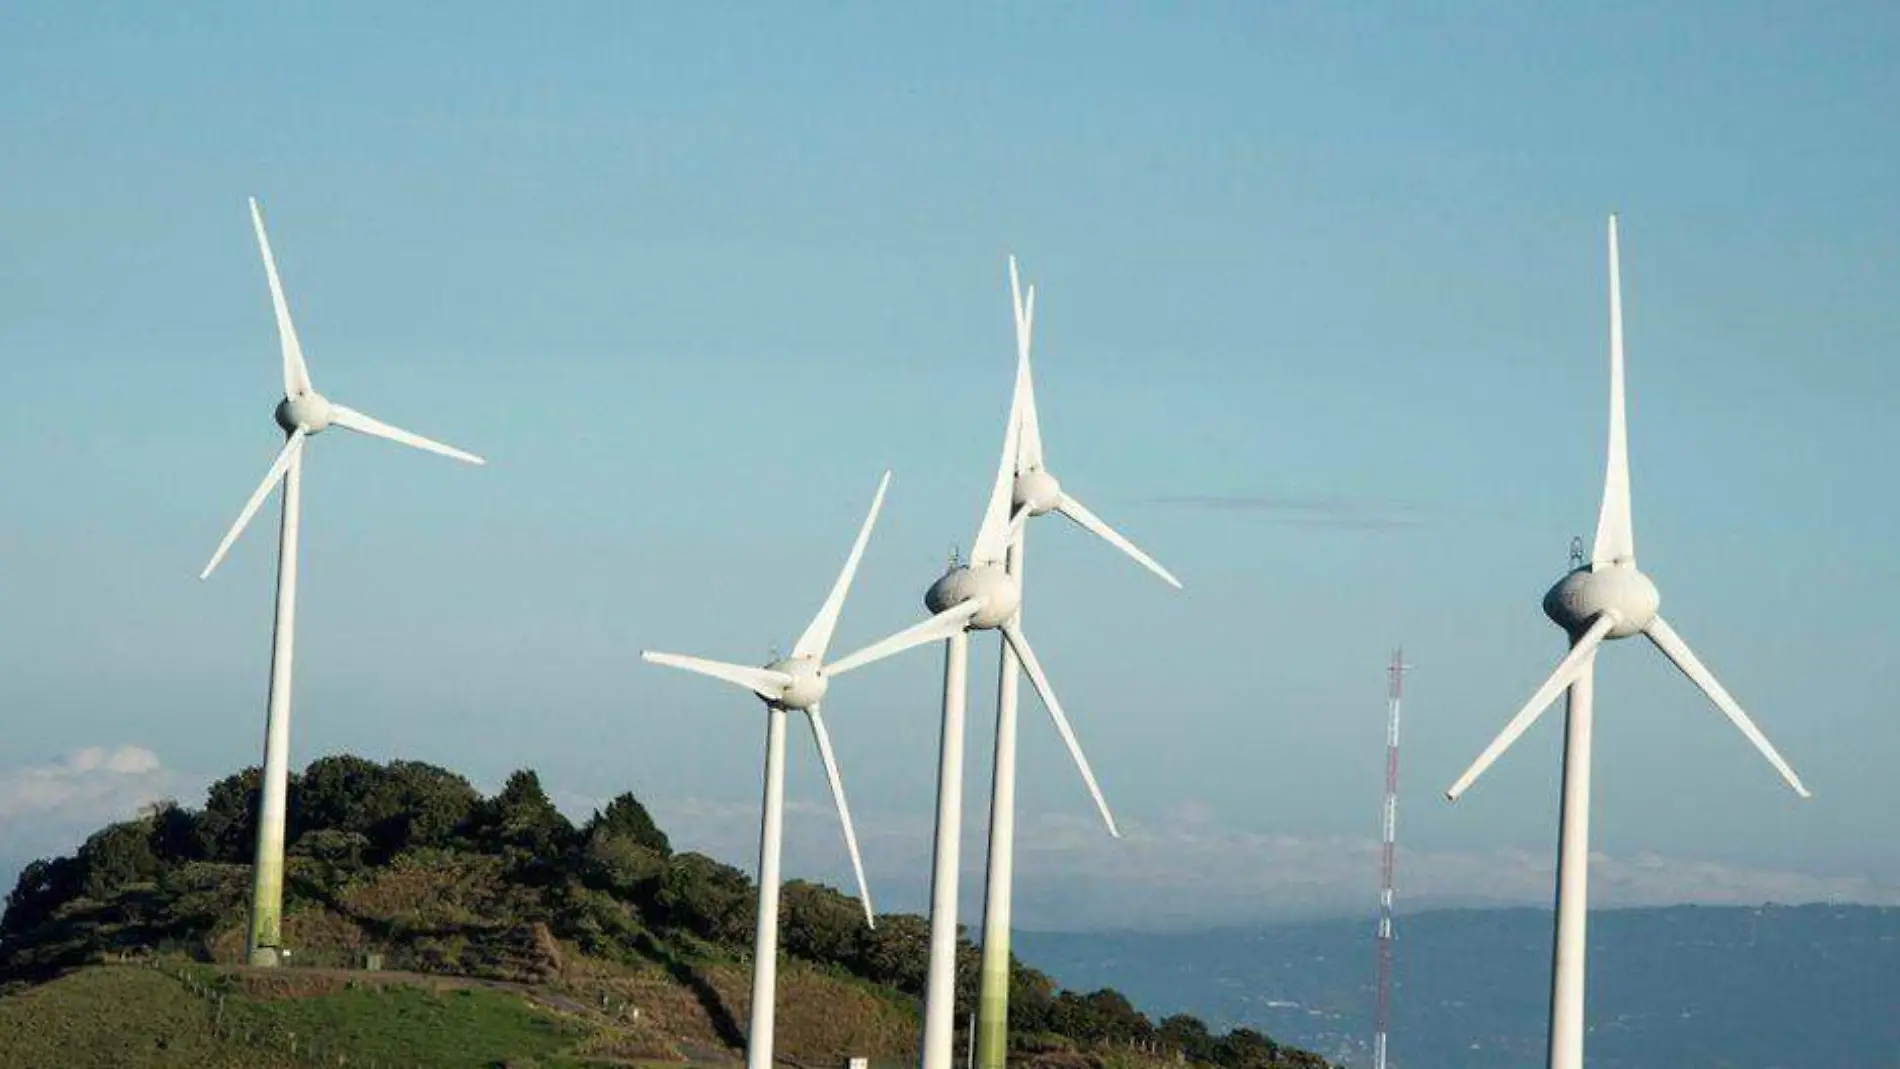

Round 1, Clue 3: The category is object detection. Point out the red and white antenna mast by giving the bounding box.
[1374,648,1410,1069]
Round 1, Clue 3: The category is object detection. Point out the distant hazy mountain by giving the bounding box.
[1018,904,1900,1069]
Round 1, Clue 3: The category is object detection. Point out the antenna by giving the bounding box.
[1373,648,1411,1069]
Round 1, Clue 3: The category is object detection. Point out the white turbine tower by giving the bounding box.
[641,471,938,1069]
[973,257,1180,1069]
[1444,215,1809,1069]
[824,302,1124,1069]
[201,198,485,967]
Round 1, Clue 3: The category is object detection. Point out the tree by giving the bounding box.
[1050,988,1151,1045]
[144,801,202,864]
[852,912,931,994]
[577,826,667,901]
[778,880,864,964]
[76,821,162,899]
[195,767,271,863]
[1158,1013,1216,1062]
[290,756,481,860]
[655,852,755,948]
[373,761,481,857]
[583,792,670,856]
[289,828,373,894]
[471,769,576,873]
[1008,961,1060,1033]
[292,754,388,841]
[2,857,81,938]
[1213,1027,1281,1069]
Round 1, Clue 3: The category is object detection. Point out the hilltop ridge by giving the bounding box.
[0,753,1328,1069]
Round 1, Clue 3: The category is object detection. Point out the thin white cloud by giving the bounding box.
[23,764,1872,931]
[0,746,201,873]
[641,793,1900,930]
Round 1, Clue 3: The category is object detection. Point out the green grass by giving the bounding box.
[229,980,583,1068]
[0,964,601,1069]
[0,966,294,1069]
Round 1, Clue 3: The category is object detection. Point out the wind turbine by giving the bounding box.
[201,198,485,967]
[972,257,1180,1069]
[641,471,934,1069]
[823,296,1124,1069]
[1444,215,1809,1069]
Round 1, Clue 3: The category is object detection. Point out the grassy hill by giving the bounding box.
[0,962,583,1069]
[0,754,1327,1069]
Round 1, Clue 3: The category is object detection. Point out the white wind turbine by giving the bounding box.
[822,302,1125,1069]
[640,471,935,1069]
[1444,215,1809,1069]
[972,257,1180,1069]
[201,198,485,967]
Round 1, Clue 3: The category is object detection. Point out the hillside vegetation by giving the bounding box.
[0,754,1326,1069]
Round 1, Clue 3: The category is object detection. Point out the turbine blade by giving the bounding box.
[640,651,791,701]
[329,403,486,465]
[1009,258,1045,472]
[1000,622,1120,837]
[792,471,891,661]
[200,430,305,580]
[248,198,314,397]
[1055,493,1182,589]
[806,706,875,927]
[1445,613,1619,800]
[1009,255,1026,332]
[970,286,1031,567]
[1643,616,1810,798]
[1593,214,1635,568]
[1007,505,1029,544]
[824,602,982,679]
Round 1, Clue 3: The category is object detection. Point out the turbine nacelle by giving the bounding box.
[274,391,334,435]
[1446,215,1808,810]
[641,472,900,932]
[199,199,484,584]
[763,655,828,710]
[925,564,1020,629]
[1543,564,1659,640]
[1012,467,1063,517]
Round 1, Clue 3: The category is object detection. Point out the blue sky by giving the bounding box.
[2,4,1897,925]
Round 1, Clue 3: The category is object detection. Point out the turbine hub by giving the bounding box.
[1013,468,1063,517]
[764,655,827,710]
[1543,564,1659,639]
[924,564,1020,630]
[274,391,333,435]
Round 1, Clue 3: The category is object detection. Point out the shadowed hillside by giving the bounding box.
[0,754,1328,1069]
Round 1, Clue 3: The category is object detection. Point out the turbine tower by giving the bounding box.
[642,471,943,1069]
[201,198,486,967]
[828,307,1123,1069]
[973,258,1180,1069]
[1444,215,1809,1069]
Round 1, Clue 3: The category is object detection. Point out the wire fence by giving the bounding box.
[140,957,395,1069]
